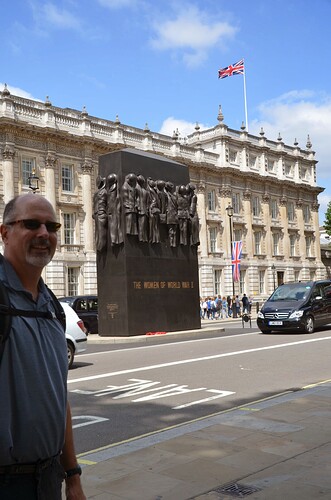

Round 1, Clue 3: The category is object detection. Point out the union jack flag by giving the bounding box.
[218,59,244,79]
[232,240,243,282]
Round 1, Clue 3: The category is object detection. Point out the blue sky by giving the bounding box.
[2,0,331,223]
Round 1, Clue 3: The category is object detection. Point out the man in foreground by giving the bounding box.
[0,194,85,500]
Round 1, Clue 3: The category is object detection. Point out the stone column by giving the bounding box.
[3,146,15,203]
[81,161,94,251]
[44,153,57,210]
[262,193,271,256]
[243,190,253,255]
[279,196,288,257]
[296,199,305,259]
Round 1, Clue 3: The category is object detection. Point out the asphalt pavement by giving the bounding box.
[75,316,331,499]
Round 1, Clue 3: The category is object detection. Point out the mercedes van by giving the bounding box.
[257,280,331,334]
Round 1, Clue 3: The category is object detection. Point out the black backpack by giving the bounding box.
[0,271,66,363]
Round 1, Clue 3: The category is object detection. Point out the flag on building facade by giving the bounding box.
[232,240,243,282]
[218,59,244,79]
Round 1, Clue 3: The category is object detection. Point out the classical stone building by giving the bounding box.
[0,85,325,301]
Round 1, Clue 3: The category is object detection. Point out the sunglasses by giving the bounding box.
[7,219,62,233]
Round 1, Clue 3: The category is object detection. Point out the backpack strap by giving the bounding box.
[45,285,66,332]
[0,280,66,364]
[0,280,12,363]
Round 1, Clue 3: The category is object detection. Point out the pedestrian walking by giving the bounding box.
[242,293,250,314]
[0,194,86,500]
[220,296,228,319]
[227,295,232,317]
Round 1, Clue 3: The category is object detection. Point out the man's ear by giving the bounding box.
[0,224,9,244]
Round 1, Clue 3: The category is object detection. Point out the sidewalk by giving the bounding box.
[78,382,331,499]
[77,345,331,499]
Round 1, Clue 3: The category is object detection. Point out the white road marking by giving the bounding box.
[69,335,331,385]
[71,378,235,409]
[173,390,235,409]
[72,415,109,428]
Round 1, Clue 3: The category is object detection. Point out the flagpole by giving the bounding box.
[243,60,248,132]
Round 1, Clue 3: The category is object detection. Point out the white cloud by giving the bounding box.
[150,5,237,67]
[43,3,81,29]
[0,83,41,100]
[159,117,209,138]
[29,2,82,32]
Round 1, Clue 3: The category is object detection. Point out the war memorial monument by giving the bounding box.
[94,148,201,337]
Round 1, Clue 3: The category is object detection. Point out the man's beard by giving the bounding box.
[26,238,54,268]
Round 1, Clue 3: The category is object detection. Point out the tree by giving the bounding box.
[324,200,331,237]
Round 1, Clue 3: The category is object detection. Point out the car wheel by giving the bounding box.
[303,316,314,334]
[84,322,90,335]
[67,341,74,369]
[260,329,270,334]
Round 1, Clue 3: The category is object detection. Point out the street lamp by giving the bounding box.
[271,264,276,290]
[28,168,40,193]
[226,203,235,297]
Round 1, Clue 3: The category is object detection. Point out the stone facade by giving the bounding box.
[0,86,325,301]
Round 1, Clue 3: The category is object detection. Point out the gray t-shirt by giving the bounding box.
[0,258,68,465]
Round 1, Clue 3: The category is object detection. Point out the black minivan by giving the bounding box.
[59,295,98,334]
[257,280,331,334]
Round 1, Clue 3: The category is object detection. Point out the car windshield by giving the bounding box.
[269,283,312,302]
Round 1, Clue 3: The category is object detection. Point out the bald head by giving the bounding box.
[3,194,56,225]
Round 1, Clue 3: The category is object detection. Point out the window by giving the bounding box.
[305,235,312,257]
[301,167,309,181]
[63,213,76,245]
[232,193,240,214]
[209,227,217,252]
[268,158,276,172]
[303,205,310,224]
[234,228,242,242]
[239,269,246,295]
[67,267,78,296]
[254,231,261,255]
[249,155,257,168]
[273,233,279,256]
[287,202,295,222]
[22,157,35,186]
[229,149,238,164]
[214,269,222,295]
[285,162,293,177]
[207,190,216,211]
[294,270,300,281]
[259,270,265,294]
[271,199,278,219]
[62,164,74,192]
[252,196,260,217]
[309,270,315,281]
[289,234,296,257]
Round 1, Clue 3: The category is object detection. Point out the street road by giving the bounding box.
[68,321,331,454]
